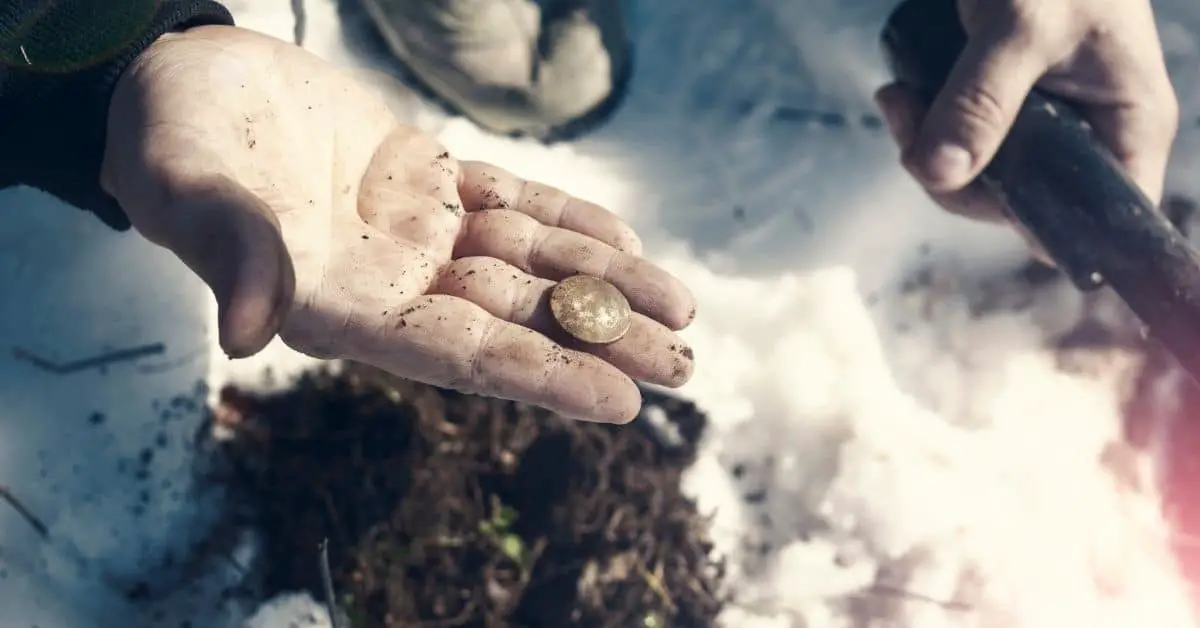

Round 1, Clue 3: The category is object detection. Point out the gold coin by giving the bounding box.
[549,275,633,344]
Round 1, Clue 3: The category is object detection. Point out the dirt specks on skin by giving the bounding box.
[204,365,724,627]
[432,152,456,177]
[676,345,695,361]
[243,114,257,149]
[476,186,512,210]
[671,362,689,381]
[392,302,431,330]
[554,348,573,366]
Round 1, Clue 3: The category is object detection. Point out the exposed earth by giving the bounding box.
[206,363,725,627]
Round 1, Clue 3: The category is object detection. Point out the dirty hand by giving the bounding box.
[875,0,1179,224]
[99,25,696,423]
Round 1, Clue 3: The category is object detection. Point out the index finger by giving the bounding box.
[456,160,644,256]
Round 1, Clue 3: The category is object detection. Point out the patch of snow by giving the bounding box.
[0,186,220,627]
[244,592,333,628]
[3,0,1200,626]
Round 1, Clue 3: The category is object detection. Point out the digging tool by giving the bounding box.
[881,0,1200,383]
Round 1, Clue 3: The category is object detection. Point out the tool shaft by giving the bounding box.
[882,0,1200,383]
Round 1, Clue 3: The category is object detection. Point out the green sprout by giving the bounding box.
[478,501,530,567]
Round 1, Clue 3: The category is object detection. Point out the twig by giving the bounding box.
[0,485,49,539]
[135,346,207,373]
[12,342,165,374]
[319,538,344,628]
[320,491,349,552]
[863,584,974,612]
[636,560,677,612]
[291,0,307,46]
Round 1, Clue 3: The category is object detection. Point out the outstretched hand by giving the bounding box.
[100,25,695,423]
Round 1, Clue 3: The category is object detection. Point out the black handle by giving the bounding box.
[881,0,1200,382]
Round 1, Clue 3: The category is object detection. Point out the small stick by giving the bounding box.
[13,342,165,374]
[0,485,49,539]
[291,0,307,46]
[635,560,676,612]
[318,538,344,628]
[864,584,974,612]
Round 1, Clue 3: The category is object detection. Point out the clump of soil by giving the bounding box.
[208,363,724,627]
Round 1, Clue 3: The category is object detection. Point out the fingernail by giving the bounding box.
[920,143,974,188]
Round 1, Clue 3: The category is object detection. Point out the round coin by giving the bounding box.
[549,275,633,344]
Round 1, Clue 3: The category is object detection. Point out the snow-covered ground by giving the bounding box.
[4,0,1200,626]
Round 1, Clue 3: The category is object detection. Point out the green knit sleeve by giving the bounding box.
[0,0,235,229]
[0,1,163,73]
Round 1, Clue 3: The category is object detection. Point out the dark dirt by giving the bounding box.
[205,362,724,628]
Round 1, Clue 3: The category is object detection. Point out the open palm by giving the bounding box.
[101,25,695,423]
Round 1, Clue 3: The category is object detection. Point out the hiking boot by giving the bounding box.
[361,0,631,140]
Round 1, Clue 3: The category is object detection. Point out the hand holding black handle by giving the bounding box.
[881,0,1200,383]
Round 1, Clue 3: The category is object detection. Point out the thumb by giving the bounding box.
[875,81,922,150]
[904,29,1046,192]
[875,82,1002,221]
[152,176,296,359]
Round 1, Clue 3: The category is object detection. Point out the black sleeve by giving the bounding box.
[0,1,235,230]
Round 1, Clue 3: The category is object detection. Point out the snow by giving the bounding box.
[2,0,1200,626]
